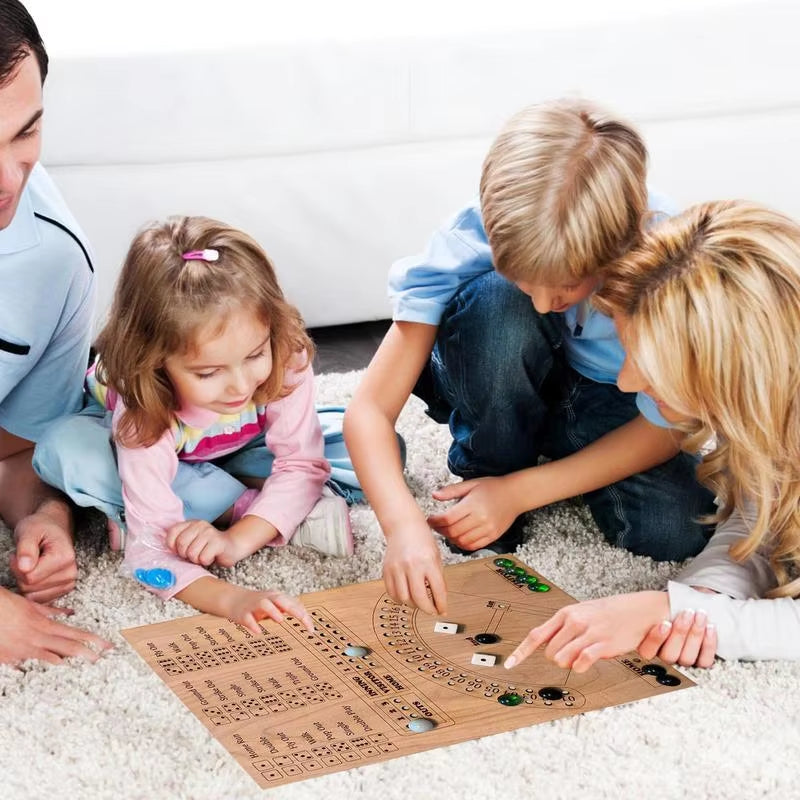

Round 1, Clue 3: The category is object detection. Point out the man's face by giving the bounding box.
[0,53,43,230]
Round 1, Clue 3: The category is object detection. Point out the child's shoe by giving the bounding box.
[291,493,354,557]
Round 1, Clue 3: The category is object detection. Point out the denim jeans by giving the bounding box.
[414,270,715,562]
[32,399,270,531]
[32,402,371,531]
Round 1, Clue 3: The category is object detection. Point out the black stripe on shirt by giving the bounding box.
[0,338,30,355]
[33,212,94,273]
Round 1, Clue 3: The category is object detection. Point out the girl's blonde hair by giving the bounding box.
[95,216,313,448]
[595,200,800,596]
[480,97,648,285]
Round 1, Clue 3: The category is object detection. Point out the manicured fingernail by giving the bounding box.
[17,556,33,571]
[706,623,716,632]
[504,655,517,669]
[695,610,707,625]
[680,608,695,622]
[659,619,672,633]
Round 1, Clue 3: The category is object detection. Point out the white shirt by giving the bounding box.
[668,503,800,660]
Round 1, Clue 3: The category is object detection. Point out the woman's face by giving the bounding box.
[613,314,692,425]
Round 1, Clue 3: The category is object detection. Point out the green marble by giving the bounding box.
[498,692,524,706]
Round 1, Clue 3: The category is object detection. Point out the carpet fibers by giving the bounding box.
[2,370,798,800]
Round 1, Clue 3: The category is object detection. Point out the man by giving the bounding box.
[0,0,110,664]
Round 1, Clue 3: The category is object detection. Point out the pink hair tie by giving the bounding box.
[181,249,219,262]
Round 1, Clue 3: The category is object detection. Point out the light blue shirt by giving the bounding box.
[388,191,677,427]
[0,164,96,441]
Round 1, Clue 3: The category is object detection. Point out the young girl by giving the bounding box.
[33,216,353,634]
[505,199,800,671]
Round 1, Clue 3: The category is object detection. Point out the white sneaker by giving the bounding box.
[471,548,501,559]
[291,494,354,557]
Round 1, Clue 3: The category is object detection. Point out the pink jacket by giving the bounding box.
[113,363,329,599]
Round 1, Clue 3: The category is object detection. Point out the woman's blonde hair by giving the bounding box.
[95,216,313,448]
[595,200,800,596]
[480,97,648,285]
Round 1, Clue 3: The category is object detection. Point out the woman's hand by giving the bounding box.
[505,591,670,672]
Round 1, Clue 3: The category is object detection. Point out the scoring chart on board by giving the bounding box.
[122,555,693,789]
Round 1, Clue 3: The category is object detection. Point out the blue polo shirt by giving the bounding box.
[0,164,95,442]
[388,191,677,427]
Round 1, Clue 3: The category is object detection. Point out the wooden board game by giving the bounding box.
[122,555,692,788]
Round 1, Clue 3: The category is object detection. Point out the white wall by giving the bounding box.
[24,0,800,327]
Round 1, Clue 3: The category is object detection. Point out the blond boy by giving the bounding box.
[344,99,714,614]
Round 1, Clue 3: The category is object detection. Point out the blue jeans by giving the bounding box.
[415,271,715,562]
[32,402,372,530]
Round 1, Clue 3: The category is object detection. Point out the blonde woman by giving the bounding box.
[506,200,800,670]
[344,98,714,617]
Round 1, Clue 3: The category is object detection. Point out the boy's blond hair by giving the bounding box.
[595,200,800,598]
[480,98,648,285]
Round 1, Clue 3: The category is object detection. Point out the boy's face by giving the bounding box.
[514,276,598,314]
[0,53,43,230]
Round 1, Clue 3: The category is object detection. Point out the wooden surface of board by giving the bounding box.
[122,555,692,788]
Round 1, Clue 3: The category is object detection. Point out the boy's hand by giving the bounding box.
[638,608,718,668]
[504,591,670,672]
[224,586,314,636]
[428,477,519,551]
[383,522,447,616]
[166,520,230,566]
[12,505,78,603]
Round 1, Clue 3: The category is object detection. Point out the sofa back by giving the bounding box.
[39,1,800,327]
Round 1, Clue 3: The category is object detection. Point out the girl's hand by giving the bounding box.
[383,522,447,616]
[504,591,670,673]
[428,477,520,551]
[224,586,314,636]
[638,609,718,668]
[166,520,229,566]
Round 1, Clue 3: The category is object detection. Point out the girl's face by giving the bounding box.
[613,314,691,425]
[165,307,272,414]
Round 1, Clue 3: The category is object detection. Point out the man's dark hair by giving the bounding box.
[0,0,48,88]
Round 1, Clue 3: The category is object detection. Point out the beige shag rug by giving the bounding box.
[2,370,798,800]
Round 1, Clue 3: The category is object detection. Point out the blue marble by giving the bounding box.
[134,567,176,590]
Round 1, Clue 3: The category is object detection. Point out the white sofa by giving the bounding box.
[32,0,800,328]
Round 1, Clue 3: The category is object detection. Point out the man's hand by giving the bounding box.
[0,587,112,666]
[11,500,78,603]
[427,477,520,551]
